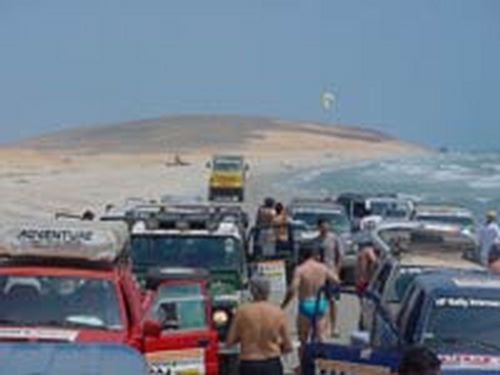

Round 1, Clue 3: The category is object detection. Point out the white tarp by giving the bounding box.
[0,220,129,262]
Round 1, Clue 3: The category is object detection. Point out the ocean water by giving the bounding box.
[289,152,500,221]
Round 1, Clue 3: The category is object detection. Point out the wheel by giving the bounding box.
[237,189,244,202]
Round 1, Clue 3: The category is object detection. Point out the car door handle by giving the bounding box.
[198,338,210,348]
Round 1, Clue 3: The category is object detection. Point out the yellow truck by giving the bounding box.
[207,155,248,202]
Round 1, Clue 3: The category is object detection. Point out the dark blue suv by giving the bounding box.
[372,269,500,373]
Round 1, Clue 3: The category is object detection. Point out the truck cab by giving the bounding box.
[143,268,218,375]
[207,155,248,202]
[372,270,500,372]
[0,221,147,351]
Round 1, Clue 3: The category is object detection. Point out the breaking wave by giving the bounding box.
[293,152,500,219]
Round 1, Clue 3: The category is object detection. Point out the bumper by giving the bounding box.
[210,187,243,195]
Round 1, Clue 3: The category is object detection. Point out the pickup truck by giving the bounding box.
[366,269,500,373]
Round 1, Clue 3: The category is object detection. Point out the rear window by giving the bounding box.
[292,211,350,233]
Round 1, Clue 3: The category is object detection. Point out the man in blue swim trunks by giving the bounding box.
[281,246,340,363]
[315,218,343,337]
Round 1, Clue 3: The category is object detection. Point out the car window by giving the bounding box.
[385,266,424,303]
[397,284,417,330]
[132,235,242,269]
[148,284,207,331]
[404,291,424,343]
[373,263,392,296]
[0,275,123,330]
[423,295,500,348]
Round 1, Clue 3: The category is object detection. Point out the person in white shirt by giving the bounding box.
[477,210,500,265]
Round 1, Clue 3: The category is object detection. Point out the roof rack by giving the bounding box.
[0,221,129,264]
[126,202,248,230]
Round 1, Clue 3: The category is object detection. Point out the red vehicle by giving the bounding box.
[0,221,149,351]
[142,268,219,375]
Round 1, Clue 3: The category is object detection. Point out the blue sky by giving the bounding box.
[1,0,499,149]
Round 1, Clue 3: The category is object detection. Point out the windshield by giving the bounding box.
[213,160,241,172]
[425,296,500,348]
[368,200,411,218]
[0,275,122,330]
[292,212,350,233]
[148,284,207,331]
[416,215,474,228]
[131,235,242,270]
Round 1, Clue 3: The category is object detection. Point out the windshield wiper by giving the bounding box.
[29,320,112,331]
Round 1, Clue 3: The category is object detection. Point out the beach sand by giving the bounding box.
[0,116,422,222]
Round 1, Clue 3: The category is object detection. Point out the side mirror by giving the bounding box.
[206,162,212,169]
[143,320,162,338]
[244,164,250,171]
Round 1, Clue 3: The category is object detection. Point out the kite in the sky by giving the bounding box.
[321,91,336,111]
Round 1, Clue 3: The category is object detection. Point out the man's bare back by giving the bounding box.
[355,245,379,293]
[226,301,292,361]
[293,258,340,300]
[281,251,340,366]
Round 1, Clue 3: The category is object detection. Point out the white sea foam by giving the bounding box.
[294,151,500,219]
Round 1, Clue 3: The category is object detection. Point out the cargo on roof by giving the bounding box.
[0,220,129,263]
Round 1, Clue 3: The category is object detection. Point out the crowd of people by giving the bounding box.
[226,275,440,375]
[224,199,500,374]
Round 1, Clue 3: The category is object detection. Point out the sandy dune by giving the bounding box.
[0,115,423,222]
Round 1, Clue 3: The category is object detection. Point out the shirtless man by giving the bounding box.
[316,218,343,335]
[272,202,290,250]
[281,246,340,362]
[255,197,277,255]
[226,276,292,375]
[355,239,380,294]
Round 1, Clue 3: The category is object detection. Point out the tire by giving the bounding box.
[237,189,244,202]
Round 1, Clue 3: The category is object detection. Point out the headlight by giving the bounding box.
[212,310,229,326]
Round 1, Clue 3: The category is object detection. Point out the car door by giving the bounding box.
[361,260,393,330]
[144,280,218,375]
